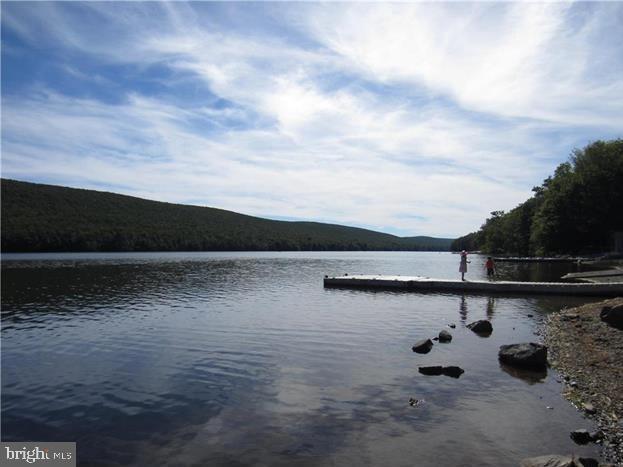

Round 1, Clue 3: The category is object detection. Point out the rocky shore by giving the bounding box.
[544,297,623,465]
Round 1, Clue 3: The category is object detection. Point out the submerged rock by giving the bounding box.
[600,304,623,330]
[498,342,548,369]
[418,366,443,375]
[467,319,493,336]
[412,339,434,354]
[418,366,464,378]
[441,366,464,378]
[438,330,453,343]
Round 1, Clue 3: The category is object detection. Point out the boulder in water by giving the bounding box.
[438,330,453,343]
[498,342,547,369]
[412,339,434,354]
[467,320,493,336]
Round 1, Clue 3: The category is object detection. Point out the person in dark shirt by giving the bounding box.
[485,257,496,279]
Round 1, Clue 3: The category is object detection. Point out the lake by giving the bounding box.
[0,252,604,466]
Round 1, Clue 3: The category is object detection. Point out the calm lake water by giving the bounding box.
[1,252,605,466]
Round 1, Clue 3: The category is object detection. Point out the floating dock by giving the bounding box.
[561,268,623,284]
[323,275,623,296]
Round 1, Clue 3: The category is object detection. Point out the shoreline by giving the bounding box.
[544,297,623,465]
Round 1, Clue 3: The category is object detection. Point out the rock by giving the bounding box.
[467,319,493,335]
[441,366,464,378]
[498,342,548,369]
[589,430,604,441]
[570,429,592,445]
[519,454,588,467]
[448,323,456,329]
[600,304,623,330]
[408,397,420,407]
[561,315,574,322]
[438,330,453,343]
[418,366,443,376]
[412,339,433,354]
[577,458,599,467]
[582,402,596,414]
[418,366,464,378]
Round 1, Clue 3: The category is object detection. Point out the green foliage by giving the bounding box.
[531,140,623,254]
[450,231,480,252]
[453,139,623,255]
[1,179,453,252]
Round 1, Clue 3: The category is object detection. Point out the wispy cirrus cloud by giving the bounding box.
[2,2,622,237]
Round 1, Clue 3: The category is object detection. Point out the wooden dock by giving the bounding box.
[561,268,623,284]
[323,275,623,296]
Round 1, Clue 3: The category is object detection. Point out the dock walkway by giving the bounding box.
[561,268,623,284]
[323,275,623,296]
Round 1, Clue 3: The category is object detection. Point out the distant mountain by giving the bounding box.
[1,179,453,252]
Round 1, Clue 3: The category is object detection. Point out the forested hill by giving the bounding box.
[451,139,623,256]
[1,179,453,252]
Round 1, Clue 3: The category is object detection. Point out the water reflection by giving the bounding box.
[1,252,605,466]
[486,297,496,319]
[499,362,548,385]
[459,295,468,323]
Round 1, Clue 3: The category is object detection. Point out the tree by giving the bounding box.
[454,139,623,255]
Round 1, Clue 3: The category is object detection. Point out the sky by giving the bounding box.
[1,2,622,238]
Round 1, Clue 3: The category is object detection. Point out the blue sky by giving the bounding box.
[2,2,622,237]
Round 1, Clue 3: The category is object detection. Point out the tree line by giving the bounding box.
[452,139,623,255]
[1,179,452,252]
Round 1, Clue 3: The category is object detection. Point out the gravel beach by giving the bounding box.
[544,297,623,465]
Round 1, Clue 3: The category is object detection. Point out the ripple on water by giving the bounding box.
[1,252,605,466]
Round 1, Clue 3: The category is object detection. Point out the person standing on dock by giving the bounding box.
[459,250,470,281]
[485,257,496,279]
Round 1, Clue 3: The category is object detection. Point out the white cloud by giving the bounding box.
[300,2,623,127]
[2,2,621,237]
[1,91,538,237]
